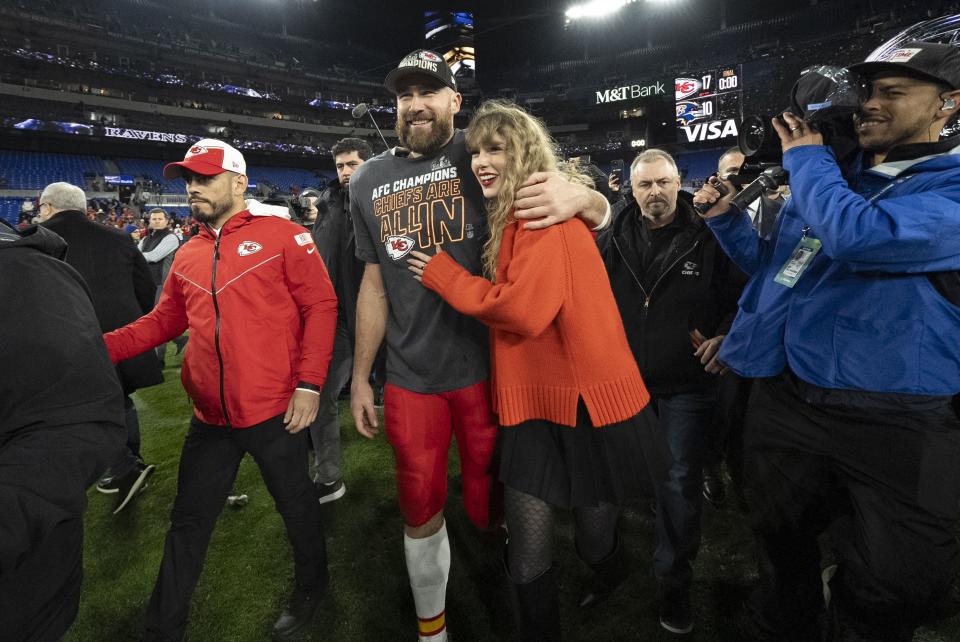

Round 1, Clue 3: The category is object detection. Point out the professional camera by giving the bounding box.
[694,65,868,216]
[735,65,868,186]
[282,188,324,226]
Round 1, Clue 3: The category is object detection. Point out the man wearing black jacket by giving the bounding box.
[307,137,372,502]
[597,149,745,635]
[0,220,125,641]
[39,182,163,514]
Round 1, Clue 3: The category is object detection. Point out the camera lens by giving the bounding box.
[739,115,768,157]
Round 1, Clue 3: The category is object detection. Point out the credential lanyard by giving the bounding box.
[774,174,915,288]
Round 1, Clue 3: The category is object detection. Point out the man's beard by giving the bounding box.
[190,196,233,225]
[855,112,929,154]
[642,199,671,217]
[396,112,454,156]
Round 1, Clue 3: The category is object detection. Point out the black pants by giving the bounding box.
[0,421,123,642]
[712,372,753,491]
[107,395,142,478]
[743,373,960,641]
[144,414,327,640]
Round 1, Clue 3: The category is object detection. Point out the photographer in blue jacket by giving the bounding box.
[695,42,960,641]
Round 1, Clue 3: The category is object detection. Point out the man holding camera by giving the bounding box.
[696,42,960,640]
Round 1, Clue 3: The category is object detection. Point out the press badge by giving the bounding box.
[774,236,821,287]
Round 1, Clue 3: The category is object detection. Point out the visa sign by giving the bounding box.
[595,81,666,104]
[680,118,739,142]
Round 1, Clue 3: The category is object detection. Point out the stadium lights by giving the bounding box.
[565,0,639,22]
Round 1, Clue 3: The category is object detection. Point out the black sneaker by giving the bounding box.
[272,584,325,640]
[317,479,346,505]
[113,463,155,514]
[702,466,726,507]
[96,470,120,494]
[660,589,694,634]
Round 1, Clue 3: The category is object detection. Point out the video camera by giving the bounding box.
[734,65,867,186]
[696,66,868,215]
[283,188,324,226]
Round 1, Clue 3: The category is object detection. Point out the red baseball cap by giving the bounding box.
[163,139,247,179]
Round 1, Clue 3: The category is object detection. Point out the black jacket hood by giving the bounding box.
[0,220,68,259]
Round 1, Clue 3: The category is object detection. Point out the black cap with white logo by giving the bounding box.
[849,41,960,90]
[384,49,457,94]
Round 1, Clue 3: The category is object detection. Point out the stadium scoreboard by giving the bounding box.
[675,66,743,143]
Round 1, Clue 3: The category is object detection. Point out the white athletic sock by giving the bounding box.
[404,522,451,641]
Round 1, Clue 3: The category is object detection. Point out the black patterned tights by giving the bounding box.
[505,485,619,583]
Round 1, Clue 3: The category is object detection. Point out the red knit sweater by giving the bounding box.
[421,217,650,427]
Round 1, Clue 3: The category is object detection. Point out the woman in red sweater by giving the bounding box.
[407,100,669,640]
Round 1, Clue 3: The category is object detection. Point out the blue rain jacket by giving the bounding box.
[707,141,960,395]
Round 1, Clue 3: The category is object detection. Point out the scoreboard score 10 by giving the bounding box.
[675,66,743,143]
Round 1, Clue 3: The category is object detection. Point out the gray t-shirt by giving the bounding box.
[350,130,490,393]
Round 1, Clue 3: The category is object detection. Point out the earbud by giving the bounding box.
[943,98,957,110]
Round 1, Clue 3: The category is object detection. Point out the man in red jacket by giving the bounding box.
[104,139,338,641]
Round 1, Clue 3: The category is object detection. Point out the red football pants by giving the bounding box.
[384,381,499,529]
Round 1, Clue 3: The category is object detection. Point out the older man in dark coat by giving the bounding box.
[0,220,125,641]
[40,182,162,513]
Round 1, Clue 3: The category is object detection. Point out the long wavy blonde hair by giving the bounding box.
[466,100,590,279]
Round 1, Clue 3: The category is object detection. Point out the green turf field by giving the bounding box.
[64,347,960,641]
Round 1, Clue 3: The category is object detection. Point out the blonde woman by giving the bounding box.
[408,100,668,639]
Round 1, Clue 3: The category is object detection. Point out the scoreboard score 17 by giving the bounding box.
[675,66,743,143]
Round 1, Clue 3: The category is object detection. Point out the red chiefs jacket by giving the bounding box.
[104,207,338,428]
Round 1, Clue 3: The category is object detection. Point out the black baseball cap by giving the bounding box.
[849,41,960,90]
[790,66,868,122]
[384,49,457,94]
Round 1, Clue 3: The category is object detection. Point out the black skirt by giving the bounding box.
[498,401,670,509]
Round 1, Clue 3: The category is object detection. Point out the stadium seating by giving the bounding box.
[675,149,724,187]
[0,151,103,190]
[115,158,182,191]
[0,198,23,226]
[247,166,324,192]
[0,152,328,194]
[163,206,193,219]
[115,158,323,192]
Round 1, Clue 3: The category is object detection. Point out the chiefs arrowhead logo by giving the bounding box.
[189,145,207,155]
[675,78,701,100]
[420,51,443,63]
[237,241,262,256]
[385,235,415,260]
